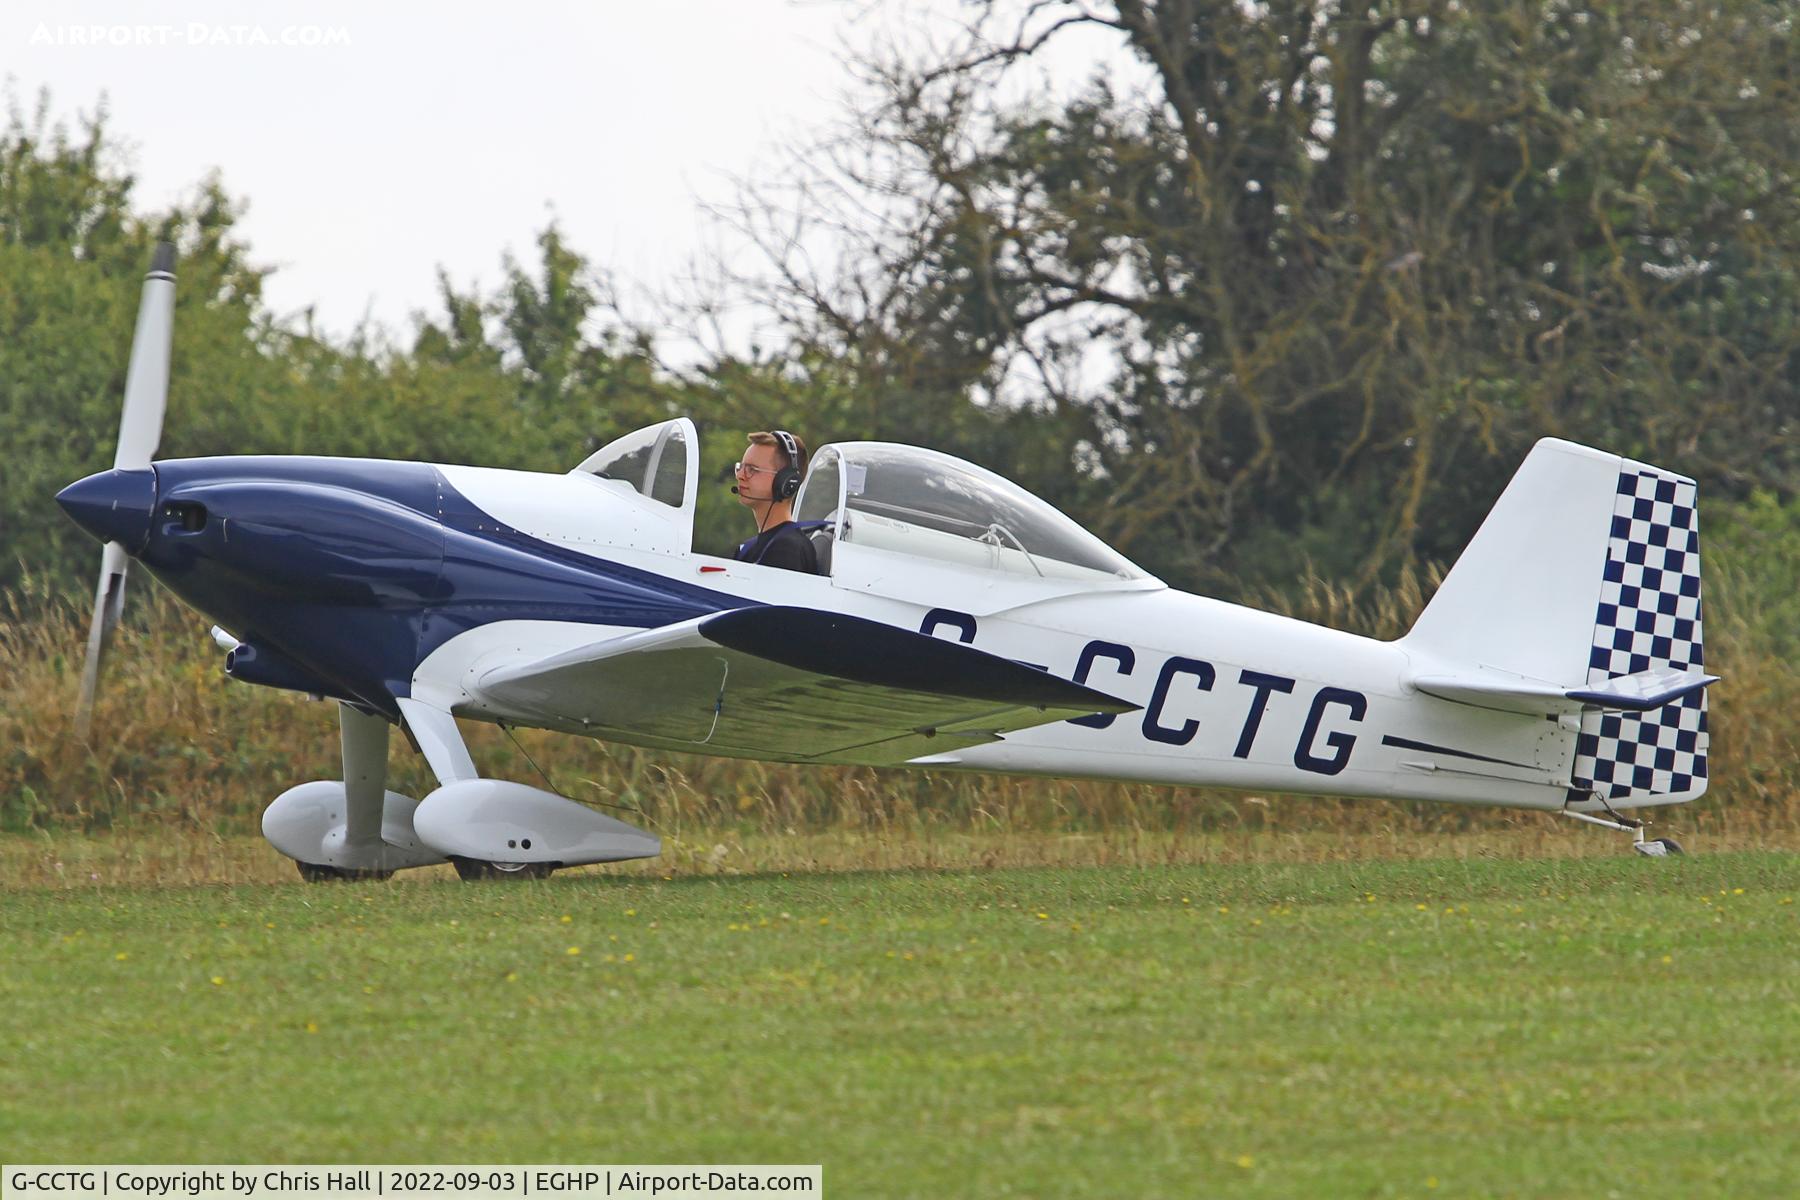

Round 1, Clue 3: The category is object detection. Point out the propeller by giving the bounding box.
[72,242,176,739]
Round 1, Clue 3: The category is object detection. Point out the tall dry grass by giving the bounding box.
[3,549,1797,848]
[1250,557,1800,840]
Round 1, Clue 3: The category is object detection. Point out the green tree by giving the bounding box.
[0,93,701,594]
[744,0,1800,592]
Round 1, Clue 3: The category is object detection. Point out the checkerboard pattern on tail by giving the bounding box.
[1572,467,1708,801]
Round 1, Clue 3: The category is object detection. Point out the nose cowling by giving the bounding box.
[56,468,158,552]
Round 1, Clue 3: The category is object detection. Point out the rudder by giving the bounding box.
[1571,464,1708,806]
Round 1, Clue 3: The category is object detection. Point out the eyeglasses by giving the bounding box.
[732,462,777,477]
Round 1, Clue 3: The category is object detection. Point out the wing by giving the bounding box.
[475,606,1136,766]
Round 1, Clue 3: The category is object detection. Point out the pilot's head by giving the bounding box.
[735,430,807,509]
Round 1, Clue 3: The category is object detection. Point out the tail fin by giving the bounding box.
[1403,438,1709,806]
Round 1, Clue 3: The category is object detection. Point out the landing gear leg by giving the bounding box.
[277,702,442,882]
[340,702,389,852]
[397,699,567,883]
[398,700,656,879]
[294,703,396,882]
[1560,807,1684,856]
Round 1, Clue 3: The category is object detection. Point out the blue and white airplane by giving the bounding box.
[58,248,1717,879]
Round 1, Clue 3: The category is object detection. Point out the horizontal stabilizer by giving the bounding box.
[1565,667,1718,712]
[1413,666,1717,715]
[477,606,1135,766]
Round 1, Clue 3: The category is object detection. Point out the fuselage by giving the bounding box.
[52,451,1596,816]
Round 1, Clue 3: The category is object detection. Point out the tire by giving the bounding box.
[295,861,393,882]
[1654,836,1685,855]
[448,856,556,881]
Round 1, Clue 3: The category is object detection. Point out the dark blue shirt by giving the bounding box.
[733,521,822,574]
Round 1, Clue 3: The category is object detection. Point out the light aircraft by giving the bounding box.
[57,247,1717,879]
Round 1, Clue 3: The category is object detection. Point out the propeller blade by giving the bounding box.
[114,242,176,470]
[74,541,130,739]
[73,243,176,738]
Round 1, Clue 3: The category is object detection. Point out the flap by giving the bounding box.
[477,605,1136,766]
[1413,665,1718,715]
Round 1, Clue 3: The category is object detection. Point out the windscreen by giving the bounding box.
[838,444,1144,579]
[575,421,687,508]
[794,447,843,525]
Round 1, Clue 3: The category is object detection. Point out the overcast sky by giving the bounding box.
[5,1,1141,364]
[3,1,908,357]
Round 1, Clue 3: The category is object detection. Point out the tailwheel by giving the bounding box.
[449,856,556,881]
[1561,805,1686,857]
[295,861,394,882]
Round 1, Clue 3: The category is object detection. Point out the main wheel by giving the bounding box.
[448,856,556,881]
[295,861,394,882]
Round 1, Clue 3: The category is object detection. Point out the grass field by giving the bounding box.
[4,843,1795,1197]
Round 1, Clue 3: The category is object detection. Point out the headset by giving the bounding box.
[770,429,805,503]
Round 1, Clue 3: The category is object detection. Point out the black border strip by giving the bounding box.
[703,605,1140,713]
[1381,734,1537,771]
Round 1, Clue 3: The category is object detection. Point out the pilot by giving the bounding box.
[731,429,822,574]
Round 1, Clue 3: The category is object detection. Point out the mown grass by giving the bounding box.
[2,853,1795,1197]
